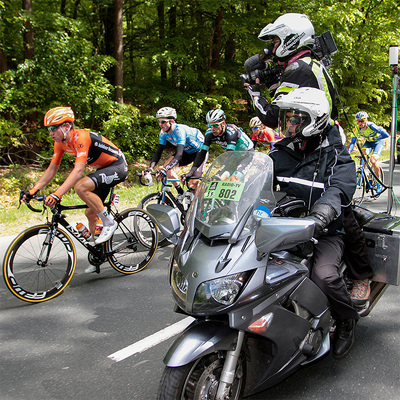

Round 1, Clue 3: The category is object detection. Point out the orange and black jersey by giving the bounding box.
[51,129,122,169]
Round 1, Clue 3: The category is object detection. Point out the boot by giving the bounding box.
[332,319,356,359]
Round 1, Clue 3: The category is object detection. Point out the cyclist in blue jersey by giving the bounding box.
[182,109,253,181]
[143,107,205,197]
[348,111,389,193]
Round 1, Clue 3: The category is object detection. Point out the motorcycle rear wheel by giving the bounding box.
[157,352,245,400]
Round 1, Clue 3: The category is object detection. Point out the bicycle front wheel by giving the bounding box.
[106,208,158,274]
[3,225,76,303]
[139,192,175,247]
[353,168,365,205]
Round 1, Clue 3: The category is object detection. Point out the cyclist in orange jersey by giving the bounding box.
[22,107,128,249]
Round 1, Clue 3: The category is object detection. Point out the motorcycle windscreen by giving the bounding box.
[185,151,276,239]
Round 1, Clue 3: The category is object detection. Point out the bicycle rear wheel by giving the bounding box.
[369,166,384,199]
[106,208,158,274]
[3,225,76,303]
[353,168,365,205]
[139,192,175,247]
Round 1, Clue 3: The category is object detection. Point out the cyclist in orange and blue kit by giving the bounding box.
[22,107,128,253]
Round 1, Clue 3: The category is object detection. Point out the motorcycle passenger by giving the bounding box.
[348,111,389,194]
[246,12,373,309]
[270,87,359,359]
[144,107,205,200]
[181,109,254,181]
[21,107,128,266]
[249,116,281,151]
[245,13,338,128]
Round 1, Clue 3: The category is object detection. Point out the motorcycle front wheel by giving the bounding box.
[157,352,245,400]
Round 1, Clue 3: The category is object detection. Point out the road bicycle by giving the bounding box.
[136,171,198,247]
[353,153,386,205]
[3,187,158,303]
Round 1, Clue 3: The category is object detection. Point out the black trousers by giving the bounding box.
[343,206,374,280]
[310,235,360,321]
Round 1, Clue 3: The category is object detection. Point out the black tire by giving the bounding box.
[353,168,365,205]
[157,353,245,400]
[106,208,158,274]
[3,225,76,303]
[139,192,176,247]
[397,154,400,164]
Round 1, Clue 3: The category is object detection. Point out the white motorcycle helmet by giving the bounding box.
[258,13,315,61]
[273,88,330,138]
[156,107,177,120]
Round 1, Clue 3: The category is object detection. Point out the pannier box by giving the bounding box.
[362,214,400,285]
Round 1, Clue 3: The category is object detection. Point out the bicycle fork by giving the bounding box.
[37,225,57,267]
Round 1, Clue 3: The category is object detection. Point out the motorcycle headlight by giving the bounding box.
[193,272,252,313]
[171,259,188,302]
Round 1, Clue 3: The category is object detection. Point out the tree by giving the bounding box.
[22,0,33,60]
[114,0,124,103]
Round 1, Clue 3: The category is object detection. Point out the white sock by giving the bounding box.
[97,209,114,227]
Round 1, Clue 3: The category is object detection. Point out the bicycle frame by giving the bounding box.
[30,188,128,261]
[356,140,385,189]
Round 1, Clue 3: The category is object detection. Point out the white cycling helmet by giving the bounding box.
[156,107,177,120]
[249,116,263,128]
[206,109,226,124]
[258,13,315,61]
[355,111,369,121]
[273,88,330,138]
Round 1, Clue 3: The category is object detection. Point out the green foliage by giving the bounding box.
[0,0,399,169]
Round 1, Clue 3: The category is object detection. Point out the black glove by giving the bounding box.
[20,189,38,203]
[181,168,196,182]
[308,203,336,238]
[247,83,261,100]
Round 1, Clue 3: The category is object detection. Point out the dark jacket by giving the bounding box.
[269,125,356,235]
[254,52,338,129]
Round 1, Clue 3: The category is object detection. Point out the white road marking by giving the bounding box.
[108,316,195,362]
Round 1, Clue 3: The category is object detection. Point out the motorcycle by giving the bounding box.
[147,151,399,400]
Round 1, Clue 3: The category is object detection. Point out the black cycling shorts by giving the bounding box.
[88,155,128,201]
[179,151,208,178]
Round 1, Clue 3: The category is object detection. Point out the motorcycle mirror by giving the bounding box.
[146,204,180,245]
[255,217,315,255]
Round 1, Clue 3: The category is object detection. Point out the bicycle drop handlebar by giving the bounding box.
[135,170,201,188]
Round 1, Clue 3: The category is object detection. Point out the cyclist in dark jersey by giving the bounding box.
[22,107,128,248]
[182,109,253,180]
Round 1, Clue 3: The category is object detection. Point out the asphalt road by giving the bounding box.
[1,160,400,400]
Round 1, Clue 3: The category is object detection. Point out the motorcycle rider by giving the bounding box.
[246,12,373,308]
[270,87,359,359]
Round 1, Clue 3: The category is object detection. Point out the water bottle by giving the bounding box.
[144,171,154,186]
[94,220,103,240]
[184,192,194,207]
[76,222,92,240]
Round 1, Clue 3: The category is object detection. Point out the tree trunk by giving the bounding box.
[114,0,124,103]
[168,6,178,86]
[0,48,7,72]
[209,7,224,69]
[157,1,167,81]
[22,0,34,60]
